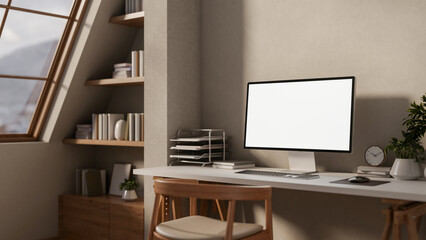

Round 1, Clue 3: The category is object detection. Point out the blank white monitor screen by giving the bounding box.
[244,77,354,152]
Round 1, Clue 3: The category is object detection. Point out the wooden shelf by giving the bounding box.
[85,77,144,86]
[109,11,144,28]
[64,139,144,147]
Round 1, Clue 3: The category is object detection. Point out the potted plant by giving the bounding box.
[386,93,426,180]
[120,176,139,201]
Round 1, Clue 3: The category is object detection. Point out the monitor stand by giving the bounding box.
[285,151,317,174]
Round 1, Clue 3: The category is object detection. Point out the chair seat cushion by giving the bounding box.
[155,215,263,240]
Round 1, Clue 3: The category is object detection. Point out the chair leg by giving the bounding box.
[149,194,162,240]
[225,200,236,240]
[190,197,197,216]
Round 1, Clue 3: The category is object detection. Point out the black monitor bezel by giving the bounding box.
[243,76,355,153]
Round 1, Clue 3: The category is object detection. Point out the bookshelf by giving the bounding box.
[64,11,145,148]
[109,11,144,28]
[63,138,144,147]
[60,6,145,240]
[85,76,144,86]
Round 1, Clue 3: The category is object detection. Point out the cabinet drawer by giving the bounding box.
[60,195,109,240]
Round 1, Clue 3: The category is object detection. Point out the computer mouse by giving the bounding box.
[348,176,370,183]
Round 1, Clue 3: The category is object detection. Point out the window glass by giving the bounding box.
[0,1,7,5]
[0,78,44,134]
[0,8,4,20]
[0,10,66,78]
[11,0,74,16]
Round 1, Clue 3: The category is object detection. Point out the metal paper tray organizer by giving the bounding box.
[169,129,228,167]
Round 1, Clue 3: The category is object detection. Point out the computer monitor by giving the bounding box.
[244,76,355,173]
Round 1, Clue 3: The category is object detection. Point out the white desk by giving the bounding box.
[134,166,426,202]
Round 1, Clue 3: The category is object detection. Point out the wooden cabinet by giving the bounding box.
[59,195,144,240]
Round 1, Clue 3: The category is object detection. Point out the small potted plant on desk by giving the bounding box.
[120,176,139,201]
[386,93,426,180]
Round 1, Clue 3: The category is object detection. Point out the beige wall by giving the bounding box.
[144,0,201,238]
[201,0,426,239]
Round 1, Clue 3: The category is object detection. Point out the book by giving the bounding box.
[125,113,130,140]
[213,164,255,170]
[85,170,103,197]
[138,50,144,76]
[81,169,106,196]
[113,70,131,78]
[75,124,92,139]
[357,166,391,172]
[114,67,132,71]
[76,169,82,194]
[131,51,140,77]
[135,0,141,12]
[114,63,131,68]
[98,114,103,140]
[109,163,132,196]
[92,114,98,140]
[213,160,255,166]
[102,113,108,140]
[135,113,140,141]
[129,113,135,141]
[107,113,125,140]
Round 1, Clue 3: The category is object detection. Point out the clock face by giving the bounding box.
[365,145,385,166]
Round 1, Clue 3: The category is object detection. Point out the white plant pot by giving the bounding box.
[122,189,138,201]
[390,158,422,180]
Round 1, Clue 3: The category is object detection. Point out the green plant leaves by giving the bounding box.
[386,93,426,162]
[119,176,139,191]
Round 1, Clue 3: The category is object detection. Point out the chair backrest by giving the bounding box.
[149,179,273,240]
[153,179,272,201]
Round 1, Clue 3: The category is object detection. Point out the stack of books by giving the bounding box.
[357,166,391,177]
[213,160,255,170]
[112,63,132,79]
[75,124,92,139]
[92,113,144,141]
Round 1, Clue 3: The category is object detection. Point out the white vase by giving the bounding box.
[114,120,127,140]
[390,158,422,180]
[122,189,138,201]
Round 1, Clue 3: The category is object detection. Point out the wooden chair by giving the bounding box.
[148,179,273,240]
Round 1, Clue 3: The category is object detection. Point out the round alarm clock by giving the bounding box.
[364,145,385,166]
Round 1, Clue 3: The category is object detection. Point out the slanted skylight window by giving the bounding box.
[0,0,88,141]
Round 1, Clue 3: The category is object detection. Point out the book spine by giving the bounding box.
[100,169,106,195]
[131,51,139,77]
[125,0,129,14]
[76,169,82,194]
[125,113,130,140]
[135,113,141,141]
[107,114,113,140]
[135,0,141,12]
[129,113,135,141]
[141,0,144,11]
[92,114,97,140]
[82,169,88,195]
[98,114,103,140]
[138,50,144,76]
[102,114,108,140]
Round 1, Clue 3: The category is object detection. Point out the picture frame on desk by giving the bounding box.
[109,163,132,196]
